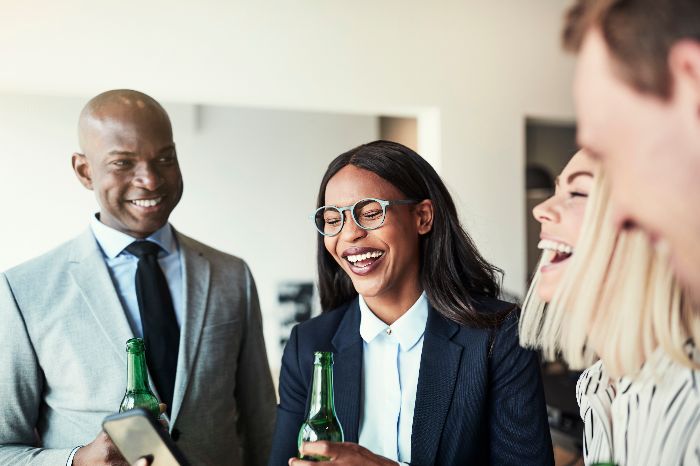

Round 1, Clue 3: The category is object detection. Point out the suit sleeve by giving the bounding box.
[0,273,75,465]
[234,264,278,466]
[487,309,554,465]
[268,323,308,466]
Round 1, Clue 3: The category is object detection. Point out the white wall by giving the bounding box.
[173,105,378,368]
[0,93,378,369]
[0,0,576,296]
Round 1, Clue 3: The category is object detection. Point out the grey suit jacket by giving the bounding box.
[0,229,277,466]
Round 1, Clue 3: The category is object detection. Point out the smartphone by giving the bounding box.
[102,409,191,466]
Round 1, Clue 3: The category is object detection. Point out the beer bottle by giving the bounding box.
[119,337,160,420]
[297,351,344,461]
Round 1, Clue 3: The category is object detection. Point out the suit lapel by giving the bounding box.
[330,299,363,443]
[411,307,463,466]
[68,229,134,365]
[169,233,211,425]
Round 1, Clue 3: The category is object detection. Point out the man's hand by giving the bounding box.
[289,442,399,466]
[73,431,127,466]
[76,404,168,466]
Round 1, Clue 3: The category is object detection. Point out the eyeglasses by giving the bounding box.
[311,198,420,237]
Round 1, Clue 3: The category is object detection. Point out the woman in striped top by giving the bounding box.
[576,343,700,464]
[520,150,700,465]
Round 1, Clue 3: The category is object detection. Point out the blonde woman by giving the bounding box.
[520,150,700,465]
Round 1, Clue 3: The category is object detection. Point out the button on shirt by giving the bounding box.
[358,292,428,464]
[89,215,184,337]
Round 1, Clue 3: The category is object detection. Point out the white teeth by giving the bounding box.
[131,197,163,208]
[537,239,573,255]
[346,251,384,264]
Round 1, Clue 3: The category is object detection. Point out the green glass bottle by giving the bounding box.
[119,337,160,420]
[297,351,344,461]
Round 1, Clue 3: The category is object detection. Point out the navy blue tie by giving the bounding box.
[126,241,179,415]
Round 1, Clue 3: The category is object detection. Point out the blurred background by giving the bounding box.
[0,1,581,463]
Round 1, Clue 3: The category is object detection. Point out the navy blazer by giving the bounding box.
[269,297,554,466]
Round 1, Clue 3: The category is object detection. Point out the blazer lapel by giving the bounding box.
[68,229,134,364]
[411,307,463,466]
[330,299,363,443]
[169,233,211,425]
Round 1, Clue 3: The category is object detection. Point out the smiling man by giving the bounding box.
[563,0,700,301]
[74,91,184,239]
[0,90,276,466]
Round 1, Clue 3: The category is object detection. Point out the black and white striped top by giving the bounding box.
[576,344,700,465]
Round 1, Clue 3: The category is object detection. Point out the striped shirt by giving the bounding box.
[577,344,700,465]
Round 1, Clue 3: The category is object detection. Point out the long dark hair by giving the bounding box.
[316,140,505,328]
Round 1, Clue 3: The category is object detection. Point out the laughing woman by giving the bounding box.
[520,150,700,465]
[268,141,553,466]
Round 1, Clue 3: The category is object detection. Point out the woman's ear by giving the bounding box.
[415,199,434,235]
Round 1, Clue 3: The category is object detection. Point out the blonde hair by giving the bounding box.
[520,169,700,377]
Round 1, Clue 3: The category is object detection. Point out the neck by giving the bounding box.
[363,283,423,325]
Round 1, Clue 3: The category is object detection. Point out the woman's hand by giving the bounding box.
[289,442,398,466]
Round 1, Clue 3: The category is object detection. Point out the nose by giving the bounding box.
[132,161,164,191]
[338,211,367,242]
[532,196,559,225]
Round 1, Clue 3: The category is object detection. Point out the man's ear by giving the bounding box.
[669,40,700,117]
[415,199,434,235]
[72,152,93,190]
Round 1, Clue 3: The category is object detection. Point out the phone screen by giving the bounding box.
[103,409,189,466]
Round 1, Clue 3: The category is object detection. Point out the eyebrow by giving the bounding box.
[566,170,594,184]
[107,144,175,157]
[108,150,136,157]
[554,170,594,187]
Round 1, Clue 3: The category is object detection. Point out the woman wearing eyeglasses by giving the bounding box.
[268,140,553,466]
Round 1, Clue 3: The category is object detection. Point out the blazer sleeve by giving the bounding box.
[268,323,308,466]
[0,273,76,466]
[487,310,554,465]
[234,264,278,466]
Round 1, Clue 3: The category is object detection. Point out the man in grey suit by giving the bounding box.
[0,89,277,465]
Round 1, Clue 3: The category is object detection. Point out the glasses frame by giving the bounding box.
[310,197,420,237]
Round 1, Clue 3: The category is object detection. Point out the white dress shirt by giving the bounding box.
[89,215,184,337]
[358,291,428,464]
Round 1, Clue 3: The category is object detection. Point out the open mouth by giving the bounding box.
[342,248,386,275]
[538,239,574,266]
[129,197,164,208]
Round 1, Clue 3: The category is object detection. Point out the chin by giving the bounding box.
[349,278,384,300]
[536,289,553,304]
[536,280,556,304]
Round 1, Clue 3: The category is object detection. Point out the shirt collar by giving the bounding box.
[90,214,177,259]
[359,291,428,351]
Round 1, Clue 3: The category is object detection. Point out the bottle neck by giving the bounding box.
[308,361,335,419]
[126,350,151,392]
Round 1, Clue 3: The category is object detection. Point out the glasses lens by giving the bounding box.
[354,200,385,230]
[315,207,343,235]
